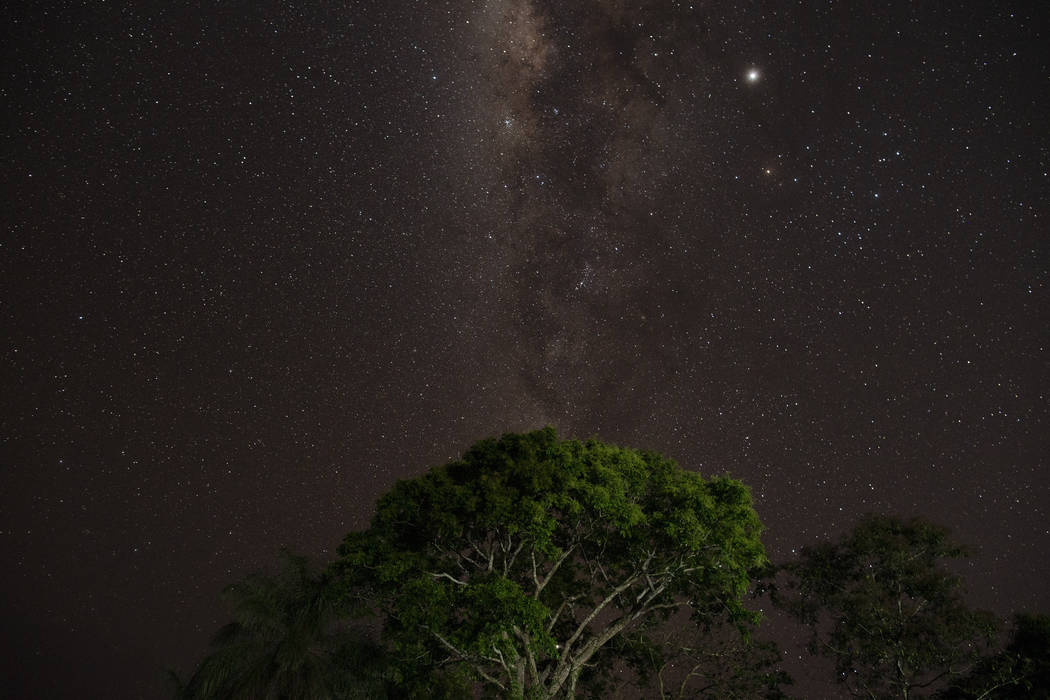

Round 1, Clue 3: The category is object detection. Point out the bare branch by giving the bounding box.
[428,629,508,692]
[504,538,525,576]
[561,572,639,661]
[546,596,578,634]
[467,536,487,562]
[534,544,577,597]
[491,645,509,673]
[429,571,468,586]
[513,625,540,688]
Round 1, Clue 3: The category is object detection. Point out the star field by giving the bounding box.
[2,1,1047,697]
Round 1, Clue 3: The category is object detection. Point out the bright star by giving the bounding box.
[746,68,760,83]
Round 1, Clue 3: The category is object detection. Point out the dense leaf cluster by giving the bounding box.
[772,515,1011,699]
[332,428,767,698]
[177,431,1046,700]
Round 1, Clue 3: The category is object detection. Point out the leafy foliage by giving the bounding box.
[174,551,386,700]
[331,428,769,699]
[772,515,998,699]
[936,612,1050,699]
[608,613,792,699]
[178,434,1049,699]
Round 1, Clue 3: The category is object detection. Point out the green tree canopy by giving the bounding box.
[331,428,770,699]
[772,514,998,699]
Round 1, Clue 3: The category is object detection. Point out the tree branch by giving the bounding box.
[562,573,639,658]
[429,571,468,586]
[546,596,577,634]
[504,538,525,576]
[533,544,576,598]
[428,629,508,692]
[513,625,540,688]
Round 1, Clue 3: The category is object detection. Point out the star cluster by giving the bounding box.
[2,0,1046,696]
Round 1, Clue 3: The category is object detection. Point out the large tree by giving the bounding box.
[331,428,770,699]
[772,514,998,699]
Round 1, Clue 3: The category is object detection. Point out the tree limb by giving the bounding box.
[428,628,508,692]
[428,571,468,586]
[533,544,577,598]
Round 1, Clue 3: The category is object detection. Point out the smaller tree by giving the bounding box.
[175,551,387,700]
[936,612,1050,700]
[772,515,997,699]
[1006,613,1050,698]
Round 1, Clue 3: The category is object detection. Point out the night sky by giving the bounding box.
[2,1,1047,697]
